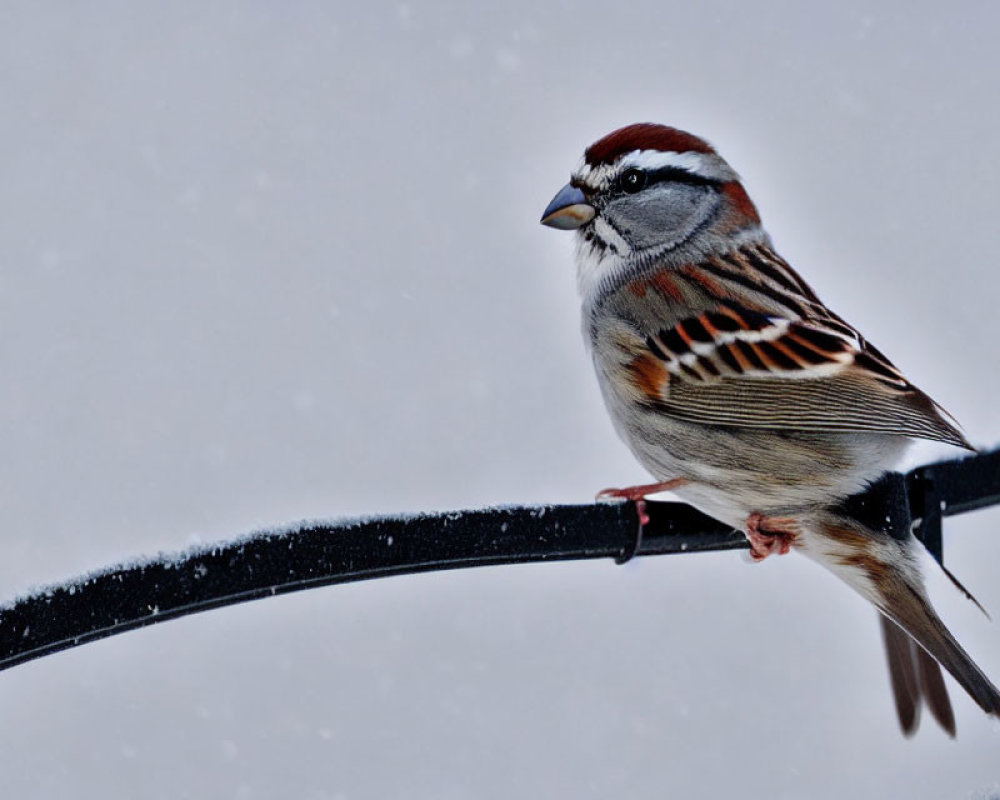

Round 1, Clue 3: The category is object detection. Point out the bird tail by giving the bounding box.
[879,612,954,735]
[797,510,1000,732]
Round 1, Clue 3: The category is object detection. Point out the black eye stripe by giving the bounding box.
[618,166,716,190]
[645,166,717,187]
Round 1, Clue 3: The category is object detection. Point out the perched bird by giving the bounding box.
[540,122,1000,735]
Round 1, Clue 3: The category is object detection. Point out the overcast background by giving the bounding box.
[1,2,999,798]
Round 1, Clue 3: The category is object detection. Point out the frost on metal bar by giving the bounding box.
[0,502,741,673]
[0,448,997,675]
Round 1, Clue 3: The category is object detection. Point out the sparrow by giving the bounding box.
[540,122,1000,735]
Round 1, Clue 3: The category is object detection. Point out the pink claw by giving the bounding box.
[597,479,689,564]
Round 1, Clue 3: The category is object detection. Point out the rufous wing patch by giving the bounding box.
[648,308,859,383]
[627,270,685,302]
[626,352,670,402]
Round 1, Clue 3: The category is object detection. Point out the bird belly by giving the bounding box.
[600,380,909,529]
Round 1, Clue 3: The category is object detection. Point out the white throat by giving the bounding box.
[574,226,627,301]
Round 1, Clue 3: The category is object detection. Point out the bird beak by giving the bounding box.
[540,183,595,230]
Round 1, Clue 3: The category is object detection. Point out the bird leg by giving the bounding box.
[745,513,800,562]
[597,479,690,563]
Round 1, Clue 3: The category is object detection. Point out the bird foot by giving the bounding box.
[596,478,690,504]
[597,479,690,563]
[745,513,799,562]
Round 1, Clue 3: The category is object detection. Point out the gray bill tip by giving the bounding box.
[540,183,595,230]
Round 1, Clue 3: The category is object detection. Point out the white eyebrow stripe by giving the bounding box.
[624,150,740,180]
[574,149,740,189]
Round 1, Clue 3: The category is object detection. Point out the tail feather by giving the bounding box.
[801,512,1000,731]
[880,613,956,736]
[915,641,956,735]
[879,614,921,735]
[878,562,1000,719]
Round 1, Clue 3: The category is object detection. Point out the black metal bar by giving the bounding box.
[0,502,743,674]
[905,449,1000,564]
[911,449,1000,518]
[908,470,944,563]
[0,448,996,675]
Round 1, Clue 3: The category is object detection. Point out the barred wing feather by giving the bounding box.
[642,306,971,449]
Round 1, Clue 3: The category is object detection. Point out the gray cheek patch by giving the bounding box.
[609,185,716,251]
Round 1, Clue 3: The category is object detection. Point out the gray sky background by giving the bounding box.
[1,2,999,798]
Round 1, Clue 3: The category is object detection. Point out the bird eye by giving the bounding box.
[620,168,646,194]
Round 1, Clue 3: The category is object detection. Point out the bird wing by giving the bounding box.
[631,304,971,448]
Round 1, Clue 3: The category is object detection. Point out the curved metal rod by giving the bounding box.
[0,449,996,674]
